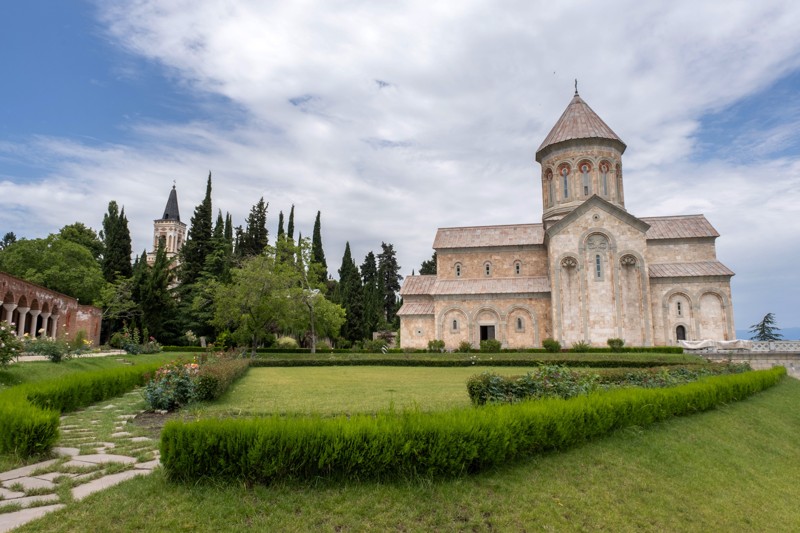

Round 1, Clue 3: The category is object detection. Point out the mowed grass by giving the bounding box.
[198,366,535,416]
[15,376,800,532]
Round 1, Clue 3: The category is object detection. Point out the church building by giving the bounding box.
[398,89,736,349]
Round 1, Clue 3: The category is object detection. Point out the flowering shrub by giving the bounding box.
[23,334,70,363]
[0,322,24,368]
[143,361,199,411]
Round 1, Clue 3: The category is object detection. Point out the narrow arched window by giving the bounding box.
[595,254,602,279]
[452,319,458,331]
[514,261,521,275]
[677,301,683,317]
[600,162,609,196]
[581,164,591,196]
[455,263,462,277]
[516,317,523,331]
[484,262,492,277]
[562,167,569,198]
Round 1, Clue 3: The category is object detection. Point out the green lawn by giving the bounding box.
[198,366,536,416]
[15,376,800,532]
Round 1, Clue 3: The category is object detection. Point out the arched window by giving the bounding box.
[600,162,609,197]
[516,317,524,331]
[514,261,521,275]
[561,166,570,199]
[616,164,623,201]
[452,319,458,331]
[677,301,683,317]
[455,263,462,277]
[484,262,492,277]
[595,254,602,279]
[545,169,554,207]
[676,325,686,341]
[581,163,591,196]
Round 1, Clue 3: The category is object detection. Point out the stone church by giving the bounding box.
[398,89,736,349]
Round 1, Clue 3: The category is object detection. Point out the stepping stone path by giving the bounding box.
[0,390,163,532]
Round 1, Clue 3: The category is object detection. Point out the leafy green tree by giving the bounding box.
[361,251,383,335]
[0,232,17,250]
[419,251,437,275]
[59,223,103,262]
[212,249,299,354]
[0,236,106,304]
[377,242,403,326]
[181,172,214,286]
[311,211,328,283]
[337,242,364,342]
[101,201,133,281]
[749,313,783,341]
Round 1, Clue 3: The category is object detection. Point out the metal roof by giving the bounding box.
[433,224,544,249]
[642,215,719,240]
[648,261,734,278]
[160,185,181,222]
[536,92,625,158]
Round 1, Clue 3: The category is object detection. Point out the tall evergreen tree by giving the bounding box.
[377,242,402,326]
[419,251,437,275]
[277,211,285,240]
[338,242,364,342]
[140,239,175,341]
[240,197,269,258]
[224,212,233,242]
[749,313,783,341]
[311,211,328,283]
[181,172,214,286]
[101,201,133,281]
[287,205,295,243]
[361,251,382,335]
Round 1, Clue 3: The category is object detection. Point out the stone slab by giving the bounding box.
[0,487,25,499]
[128,437,152,443]
[0,493,59,509]
[71,470,149,501]
[5,476,56,491]
[52,447,80,457]
[69,454,137,465]
[35,472,74,482]
[0,504,65,533]
[60,460,102,470]
[111,432,132,438]
[134,459,160,470]
[0,460,59,482]
[101,404,117,410]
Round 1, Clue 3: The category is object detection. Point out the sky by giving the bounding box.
[1,0,799,332]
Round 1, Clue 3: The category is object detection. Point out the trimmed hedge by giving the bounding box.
[249,357,695,369]
[0,363,162,457]
[160,367,785,484]
[195,359,251,401]
[162,345,685,355]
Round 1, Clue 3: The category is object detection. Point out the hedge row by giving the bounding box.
[0,363,162,457]
[160,367,785,484]
[195,359,251,401]
[161,345,684,355]
[248,358,694,369]
[466,363,752,405]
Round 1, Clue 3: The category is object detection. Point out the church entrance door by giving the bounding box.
[480,325,496,341]
[676,325,686,341]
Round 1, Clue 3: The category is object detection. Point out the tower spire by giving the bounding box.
[574,78,578,96]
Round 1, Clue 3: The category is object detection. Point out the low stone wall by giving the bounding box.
[704,352,800,379]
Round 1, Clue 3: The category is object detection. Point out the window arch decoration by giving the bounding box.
[454,263,462,277]
[484,261,492,277]
[545,169,554,207]
[561,256,578,269]
[620,254,637,267]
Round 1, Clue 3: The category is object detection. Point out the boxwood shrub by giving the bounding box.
[160,367,785,484]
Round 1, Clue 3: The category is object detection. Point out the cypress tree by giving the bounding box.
[338,242,364,342]
[224,212,233,242]
[419,252,437,275]
[141,238,175,341]
[241,197,269,258]
[101,201,133,282]
[287,205,295,243]
[181,172,214,285]
[361,251,382,335]
[277,211,285,240]
[377,242,402,326]
[311,211,328,282]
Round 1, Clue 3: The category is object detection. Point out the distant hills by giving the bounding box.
[735,327,800,341]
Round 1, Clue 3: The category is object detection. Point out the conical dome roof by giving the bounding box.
[535,91,625,161]
[161,185,181,221]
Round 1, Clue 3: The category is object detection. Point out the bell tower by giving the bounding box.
[146,184,187,266]
[536,85,627,227]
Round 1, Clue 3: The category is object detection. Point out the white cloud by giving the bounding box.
[2,0,800,329]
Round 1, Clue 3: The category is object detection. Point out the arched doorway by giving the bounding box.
[676,325,686,341]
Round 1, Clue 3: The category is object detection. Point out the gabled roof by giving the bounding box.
[397,301,435,316]
[536,92,626,160]
[642,215,719,240]
[160,185,181,222]
[545,195,650,239]
[433,224,544,249]
[649,261,734,278]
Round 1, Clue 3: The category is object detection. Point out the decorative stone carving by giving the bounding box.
[561,256,578,269]
[620,254,637,267]
[586,234,608,250]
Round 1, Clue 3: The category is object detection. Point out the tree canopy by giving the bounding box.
[101,201,133,281]
[749,312,783,341]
